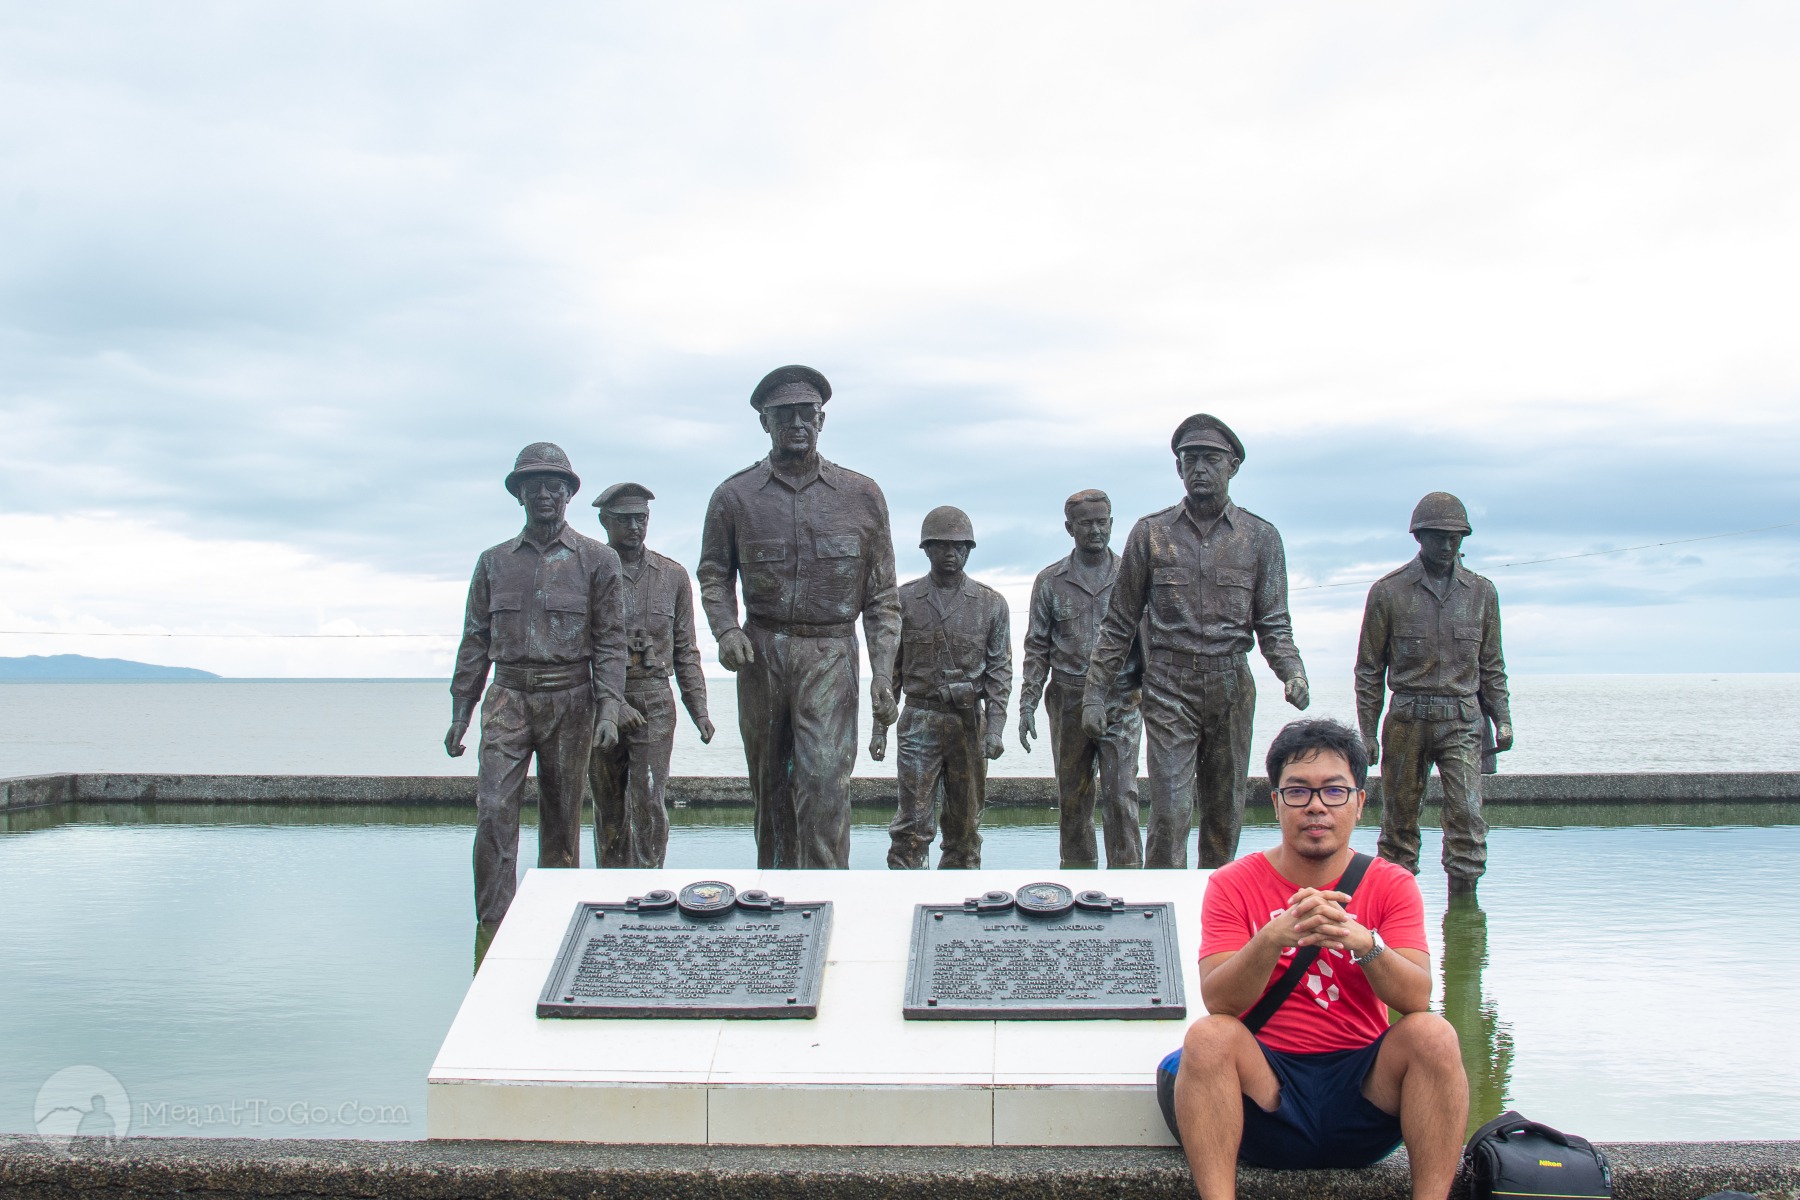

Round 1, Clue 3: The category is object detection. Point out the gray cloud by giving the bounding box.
[2,3,1797,672]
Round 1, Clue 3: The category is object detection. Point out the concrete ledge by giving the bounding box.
[2,1136,1797,1200]
[5,772,1800,813]
[0,774,73,812]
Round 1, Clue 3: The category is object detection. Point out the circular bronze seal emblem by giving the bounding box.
[677,880,738,916]
[1015,881,1075,916]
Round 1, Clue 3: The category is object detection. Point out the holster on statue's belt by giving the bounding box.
[1149,649,1246,674]
[491,663,590,693]
[1392,692,1479,722]
[624,673,672,694]
[748,618,856,639]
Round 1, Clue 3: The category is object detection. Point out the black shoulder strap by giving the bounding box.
[1241,853,1374,1034]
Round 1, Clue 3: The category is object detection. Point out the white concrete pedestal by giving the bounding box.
[428,868,1211,1146]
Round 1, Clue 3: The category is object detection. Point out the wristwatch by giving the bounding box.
[1352,929,1386,966]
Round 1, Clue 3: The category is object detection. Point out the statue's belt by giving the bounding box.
[1148,649,1246,673]
[1391,692,1478,722]
[491,663,590,693]
[748,618,856,639]
[905,693,979,715]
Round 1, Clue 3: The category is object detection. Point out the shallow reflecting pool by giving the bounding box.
[3,802,1796,1142]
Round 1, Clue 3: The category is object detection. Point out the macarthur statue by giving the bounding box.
[1019,489,1145,869]
[1355,492,1512,893]
[588,482,714,869]
[1085,415,1310,868]
[874,506,1011,870]
[447,443,627,933]
[697,366,901,869]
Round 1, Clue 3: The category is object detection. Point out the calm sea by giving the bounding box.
[2,673,1798,778]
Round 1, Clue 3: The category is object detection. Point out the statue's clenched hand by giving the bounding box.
[1284,676,1310,711]
[871,677,899,727]
[718,629,755,672]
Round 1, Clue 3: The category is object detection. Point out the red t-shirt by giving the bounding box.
[1199,851,1428,1055]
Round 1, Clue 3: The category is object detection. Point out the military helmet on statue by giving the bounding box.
[919,505,976,547]
[1409,492,1472,535]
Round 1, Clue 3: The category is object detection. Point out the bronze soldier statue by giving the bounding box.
[873,506,1011,870]
[697,366,901,869]
[588,482,715,869]
[1019,489,1145,869]
[1085,415,1310,868]
[1355,491,1512,893]
[447,443,627,931]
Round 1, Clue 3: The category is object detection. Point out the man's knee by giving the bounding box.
[1181,1014,1254,1068]
[1387,1011,1463,1067]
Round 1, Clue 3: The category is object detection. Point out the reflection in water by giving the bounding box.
[1440,893,1513,1135]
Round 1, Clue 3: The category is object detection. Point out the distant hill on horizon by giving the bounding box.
[0,654,220,681]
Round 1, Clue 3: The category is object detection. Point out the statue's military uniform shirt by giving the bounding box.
[451,522,627,708]
[619,549,708,717]
[1020,550,1141,711]
[1354,557,1510,736]
[697,455,900,676]
[1087,500,1303,705]
[1200,852,1427,1055]
[894,576,1013,731]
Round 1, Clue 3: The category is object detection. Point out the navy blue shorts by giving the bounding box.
[1156,1031,1403,1170]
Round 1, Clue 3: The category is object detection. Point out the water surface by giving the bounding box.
[2,805,1794,1143]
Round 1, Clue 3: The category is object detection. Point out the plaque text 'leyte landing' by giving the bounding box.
[904,884,1186,1020]
[538,882,832,1019]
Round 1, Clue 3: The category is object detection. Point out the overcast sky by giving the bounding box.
[2,1,1796,678]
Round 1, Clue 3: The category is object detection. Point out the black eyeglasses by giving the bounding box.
[1275,785,1360,807]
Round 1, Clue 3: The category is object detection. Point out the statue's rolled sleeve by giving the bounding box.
[588,553,629,719]
[861,489,902,681]
[1478,583,1511,726]
[451,558,494,700]
[1252,530,1305,683]
[1354,585,1392,740]
[1084,522,1150,711]
[983,601,1013,735]
[1019,574,1054,712]
[696,486,741,640]
[671,570,710,723]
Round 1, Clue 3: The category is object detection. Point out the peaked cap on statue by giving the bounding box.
[593,482,655,514]
[750,365,832,411]
[504,442,580,497]
[1170,414,1246,461]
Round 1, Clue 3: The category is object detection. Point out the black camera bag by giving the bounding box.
[1463,1110,1611,1200]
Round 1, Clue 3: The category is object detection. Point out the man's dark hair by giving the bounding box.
[1265,718,1369,789]
[1064,488,1110,520]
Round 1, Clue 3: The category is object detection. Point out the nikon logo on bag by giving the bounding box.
[1539,1160,1562,1167]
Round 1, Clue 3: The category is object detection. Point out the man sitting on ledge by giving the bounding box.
[1157,718,1468,1199]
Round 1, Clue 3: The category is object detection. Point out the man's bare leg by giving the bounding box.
[1362,1012,1469,1200]
[1172,1016,1280,1200]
